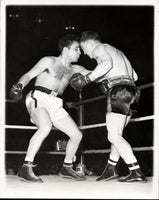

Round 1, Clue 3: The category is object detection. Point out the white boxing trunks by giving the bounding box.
[25,86,68,124]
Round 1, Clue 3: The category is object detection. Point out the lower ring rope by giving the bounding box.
[5,146,153,155]
[5,115,153,154]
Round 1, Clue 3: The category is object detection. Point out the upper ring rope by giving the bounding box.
[5,82,153,104]
[67,82,154,107]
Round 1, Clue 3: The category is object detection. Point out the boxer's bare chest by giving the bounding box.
[44,60,73,81]
[54,64,73,80]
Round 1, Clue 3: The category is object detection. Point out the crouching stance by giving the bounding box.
[10,34,90,182]
[70,30,147,183]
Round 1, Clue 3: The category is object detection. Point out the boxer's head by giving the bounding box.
[58,34,80,52]
[58,34,81,62]
[80,31,100,58]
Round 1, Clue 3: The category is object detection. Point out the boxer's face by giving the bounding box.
[67,41,81,62]
[80,40,93,58]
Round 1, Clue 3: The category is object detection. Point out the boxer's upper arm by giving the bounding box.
[88,45,113,81]
[18,57,54,87]
[27,57,53,79]
[93,45,111,63]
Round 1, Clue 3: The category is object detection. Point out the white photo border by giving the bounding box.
[1,0,159,198]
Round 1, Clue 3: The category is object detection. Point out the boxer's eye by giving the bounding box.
[74,47,80,52]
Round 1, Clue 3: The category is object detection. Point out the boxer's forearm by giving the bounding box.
[87,60,113,82]
[18,73,31,88]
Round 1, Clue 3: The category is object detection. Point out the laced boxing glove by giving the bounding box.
[70,73,92,91]
[10,83,23,101]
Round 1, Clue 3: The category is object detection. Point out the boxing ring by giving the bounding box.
[3,81,158,199]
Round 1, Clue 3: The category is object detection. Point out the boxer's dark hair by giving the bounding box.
[80,31,100,42]
[58,34,80,52]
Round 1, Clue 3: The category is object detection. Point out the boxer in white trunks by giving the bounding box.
[10,34,90,182]
[70,31,147,183]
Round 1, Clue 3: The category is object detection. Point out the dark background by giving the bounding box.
[5,5,154,176]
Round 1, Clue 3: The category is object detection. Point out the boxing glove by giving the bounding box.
[70,73,91,91]
[10,83,23,101]
[100,80,109,94]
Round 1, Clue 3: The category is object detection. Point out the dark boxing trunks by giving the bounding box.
[101,76,140,115]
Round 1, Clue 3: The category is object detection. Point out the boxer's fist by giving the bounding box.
[70,73,90,91]
[10,83,23,101]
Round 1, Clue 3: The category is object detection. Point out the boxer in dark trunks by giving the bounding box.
[70,31,147,183]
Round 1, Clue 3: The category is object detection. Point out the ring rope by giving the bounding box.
[67,82,154,107]
[79,115,154,130]
[83,146,154,154]
[5,146,153,155]
[5,83,154,156]
[5,115,154,131]
[5,82,153,104]
[5,151,66,155]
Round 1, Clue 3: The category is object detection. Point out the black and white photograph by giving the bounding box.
[0,0,159,199]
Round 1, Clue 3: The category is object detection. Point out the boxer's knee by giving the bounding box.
[70,130,82,144]
[34,123,52,140]
[107,131,122,144]
[29,123,52,147]
[39,123,52,135]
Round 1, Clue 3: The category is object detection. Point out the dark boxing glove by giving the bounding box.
[70,73,91,91]
[100,80,109,94]
[10,83,23,101]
